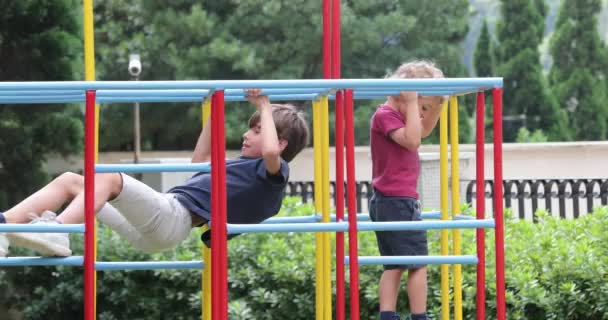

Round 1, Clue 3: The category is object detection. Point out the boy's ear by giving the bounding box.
[279,139,288,152]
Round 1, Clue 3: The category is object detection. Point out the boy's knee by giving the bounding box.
[96,173,124,199]
[55,172,84,194]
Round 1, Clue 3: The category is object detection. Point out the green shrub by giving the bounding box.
[0,199,606,319]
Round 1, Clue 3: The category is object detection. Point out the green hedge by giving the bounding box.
[1,198,606,319]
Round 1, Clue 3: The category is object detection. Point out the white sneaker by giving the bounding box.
[7,211,71,257]
[0,233,8,257]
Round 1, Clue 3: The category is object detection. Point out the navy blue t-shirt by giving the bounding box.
[168,157,289,244]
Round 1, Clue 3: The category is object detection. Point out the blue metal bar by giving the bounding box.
[227,222,349,234]
[345,255,478,265]
[0,224,85,233]
[357,219,495,231]
[0,90,83,96]
[95,163,210,173]
[261,215,319,224]
[95,260,204,271]
[228,219,494,234]
[0,78,503,91]
[0,256,84,266]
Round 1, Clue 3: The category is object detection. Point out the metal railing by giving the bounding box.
[286,179,608,220]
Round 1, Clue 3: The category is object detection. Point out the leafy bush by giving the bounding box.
[1,199,606,319]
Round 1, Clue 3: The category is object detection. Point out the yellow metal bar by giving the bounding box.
[321,97,332,320]
[450,96,463,320]
[439,100,450,320]
[201,101,211,320]
[313,100,324,320]
[83,1,98,318]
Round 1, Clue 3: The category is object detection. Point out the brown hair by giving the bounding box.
[248,104,309,162]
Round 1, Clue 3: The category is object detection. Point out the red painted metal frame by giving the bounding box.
[345,89,360,319]
[492,88,506,320]
[211,91,228,320]
[84,90,96,320]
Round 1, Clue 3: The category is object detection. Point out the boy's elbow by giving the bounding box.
[403,138,421,150]
[262,146,282,159]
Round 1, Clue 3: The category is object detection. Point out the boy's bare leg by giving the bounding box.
[3,172,122,224]
[379,268,405,311]
[4,172,85,224]
[407,267,428,314]
[56,173,122,224]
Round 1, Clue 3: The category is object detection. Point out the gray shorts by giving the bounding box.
[368,190,428,270]
[97,174,193,253]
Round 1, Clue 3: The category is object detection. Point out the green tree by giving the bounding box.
[0,0,83,208]
[474,20,494,77]
[495,0,569,141]
[549,0,608,141]
[92,0,472,150]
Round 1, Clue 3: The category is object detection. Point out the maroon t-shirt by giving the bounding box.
[370,104,420,198]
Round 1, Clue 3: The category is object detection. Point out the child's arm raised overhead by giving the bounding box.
[191,116,212,163]
[421,99,443,138]
[389,91,422,150]
[245,89,283,175]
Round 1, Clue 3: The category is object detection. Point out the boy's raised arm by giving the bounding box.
[191,116,212,163]
[245,89,282,175]
[421,102,443,138]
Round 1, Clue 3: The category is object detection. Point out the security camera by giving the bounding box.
[128,54,142,77]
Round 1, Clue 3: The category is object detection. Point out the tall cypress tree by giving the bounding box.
[549,0,608,140]
[474,20,493,77]
[495,0,569,141]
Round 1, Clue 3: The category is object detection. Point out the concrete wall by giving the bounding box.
[43,141,608,218]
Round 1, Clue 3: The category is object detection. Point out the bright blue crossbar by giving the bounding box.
[345,255,478,265]
[0,224,85,233]
[0,78,503,91]
[0,256,204,270]
[95,261,204,270]
[227,219,494,234]
[95,163,210,173]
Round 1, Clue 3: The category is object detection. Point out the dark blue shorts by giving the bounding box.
[369,190,428,270]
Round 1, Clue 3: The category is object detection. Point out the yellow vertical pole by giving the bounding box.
[201,100,211,320]
[82,1,98,318]
[321,97,332,320]
[450,97,463,320]
[439,100,450,320]
[313,99,324,320]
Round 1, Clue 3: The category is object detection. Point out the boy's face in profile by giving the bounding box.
[418,96,443,120]
[241,121,263,158]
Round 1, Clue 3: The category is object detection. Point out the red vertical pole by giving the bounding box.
[335,91,345,320]
[345,89,360,320]
[331,0,340,79]
[84,90,96,320]
[211,91,228,320]
[492,88,506,320]
[322,0,331,79]
[211,93,219,320]
[217,90,228,320]
[475,92,486,320]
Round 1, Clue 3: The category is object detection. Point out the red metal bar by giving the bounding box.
[217,90,228,320]
[335,91,345,320]
[84,90,96,320]
[492,88,506,320]
[331,0,340,79]
[211,93,219,320]
[475,92,486,320]
[322,0,331,79]
[344,89,360,320]
[211,92,229,320]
